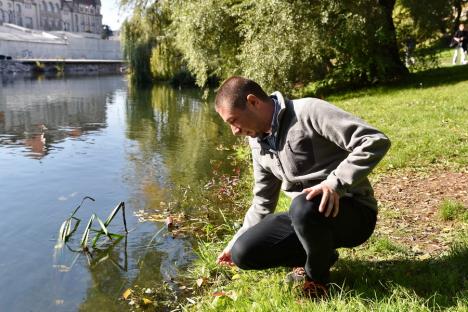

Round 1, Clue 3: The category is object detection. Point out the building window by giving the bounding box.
[42,1,47,11]
[0,1,3,7]
[25,16,33,28]
[55,3,59,11]
[49,2,54,12]
[15,3,21,13]
[25,3,31,9]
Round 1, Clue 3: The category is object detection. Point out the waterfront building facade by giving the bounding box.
[0,0,102,34]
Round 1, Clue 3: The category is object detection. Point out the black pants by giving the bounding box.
[230,193,377,284]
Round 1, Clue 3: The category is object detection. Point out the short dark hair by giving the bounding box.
[215,76,270,110]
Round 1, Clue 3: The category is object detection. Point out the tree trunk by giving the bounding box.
[453,0,462,34]
[377,0,409,79]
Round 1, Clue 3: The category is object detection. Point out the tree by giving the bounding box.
[121,2,185,84]
[451,0,468,33]
[170,0,408,92]
[122,0,411,91]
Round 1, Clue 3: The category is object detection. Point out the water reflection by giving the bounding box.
[125,84,236,209]
[0,76,233,311]
[0,76,118,159]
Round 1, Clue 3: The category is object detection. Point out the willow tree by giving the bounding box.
[123,0,410,92]
[122,1,183,84]
[169,0,408,92]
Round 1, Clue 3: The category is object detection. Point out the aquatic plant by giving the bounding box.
[56,197,128,252]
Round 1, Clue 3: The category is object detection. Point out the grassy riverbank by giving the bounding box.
[179,64,468,311]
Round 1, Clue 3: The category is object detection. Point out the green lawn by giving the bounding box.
[177,63,468,312]
[328,61,467,172]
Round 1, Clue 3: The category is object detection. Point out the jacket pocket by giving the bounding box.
[284,130,315,175]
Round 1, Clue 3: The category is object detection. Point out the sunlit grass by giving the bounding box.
[326,66,467,173]
[439,199,467,222]
[184,232,467,312]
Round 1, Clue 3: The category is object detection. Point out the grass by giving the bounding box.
[325,67,467,172]
[439,199,468,222]
[184,235,467,311]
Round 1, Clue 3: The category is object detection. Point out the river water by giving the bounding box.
[0,75,235,311]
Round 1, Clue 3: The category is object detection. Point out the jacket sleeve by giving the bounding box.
[226,149,282,251]
[307,99,391,196]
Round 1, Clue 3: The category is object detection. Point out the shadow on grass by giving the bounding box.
[333,245,468,309]
[402,64,468,89]
[328,64,468,100]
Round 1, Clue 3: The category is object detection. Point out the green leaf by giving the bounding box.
[58,219,68,243]
[104,202,123,226]
[92,233,102,248]
[64,219,72,240]
[80,214,95,248]
[70,196,95,218]
[96,217,109,237]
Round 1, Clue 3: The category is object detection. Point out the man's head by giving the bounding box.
[215,76,274,138]
[459,24,465,31]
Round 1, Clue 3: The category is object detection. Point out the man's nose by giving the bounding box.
[231,125,242,136]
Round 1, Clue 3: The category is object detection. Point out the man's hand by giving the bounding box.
[216,247,235,266]
[302,182,340,218]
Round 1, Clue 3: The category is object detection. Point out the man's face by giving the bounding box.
[460,24,465,31]
[216,103,266,138]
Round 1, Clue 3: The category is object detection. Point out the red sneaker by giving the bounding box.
[302,279,329,299]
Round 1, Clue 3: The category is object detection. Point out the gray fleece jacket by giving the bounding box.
[226,91,391,250]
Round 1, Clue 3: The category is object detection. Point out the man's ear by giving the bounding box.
[246,94,259,109]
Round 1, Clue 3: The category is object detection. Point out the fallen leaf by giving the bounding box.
[122,288,132,300]
[197,277,207,287]
[142,298,152,305]
[212,291,226,297]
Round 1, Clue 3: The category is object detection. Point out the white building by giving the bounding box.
[0,0,102,34]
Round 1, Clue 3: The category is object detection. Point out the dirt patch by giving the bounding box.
[373,169,467,256]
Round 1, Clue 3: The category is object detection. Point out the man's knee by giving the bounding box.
[289,193,323,225]
[230,238,256,270]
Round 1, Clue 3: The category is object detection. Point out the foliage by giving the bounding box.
[56,197,128,251]
[121,0,468,90]
[122,0,413,92]
[121,9,155,85]
[169,0,242,87]
[397,0,452,39]
[169,0,408,92]
[121,3,184,84]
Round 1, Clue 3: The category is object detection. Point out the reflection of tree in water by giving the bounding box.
[77,228,193,311]
[77,84,233,310]
[126,84,236,190]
